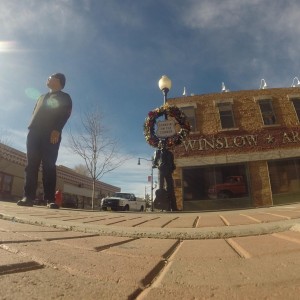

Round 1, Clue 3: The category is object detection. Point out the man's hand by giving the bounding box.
[50,130,60,144]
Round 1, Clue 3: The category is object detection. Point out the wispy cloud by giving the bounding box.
[0,0,100,54]
[180,0,248,29]
[176,0,300,88]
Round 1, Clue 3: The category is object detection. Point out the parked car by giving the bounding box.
[101,192,146,211]
[208,176,247,199]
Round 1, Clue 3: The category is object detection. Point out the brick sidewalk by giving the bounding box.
[1,202,300,299]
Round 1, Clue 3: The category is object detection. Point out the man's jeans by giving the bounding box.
[24,129,60,201]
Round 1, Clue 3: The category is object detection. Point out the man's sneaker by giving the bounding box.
[47,202,59,209]
[17,197,34,207]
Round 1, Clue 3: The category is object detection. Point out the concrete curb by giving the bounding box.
[1,212,300,240]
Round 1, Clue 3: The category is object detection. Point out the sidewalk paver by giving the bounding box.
[1,201,300,299]
[196,214,226,227]
[216,213,260,225]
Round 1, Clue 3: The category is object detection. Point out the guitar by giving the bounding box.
[154,188,169,211]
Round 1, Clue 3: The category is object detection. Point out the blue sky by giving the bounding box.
[1,0,300,197]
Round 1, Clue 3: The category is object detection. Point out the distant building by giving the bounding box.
[167,87,300,211]
[0,143,120,209]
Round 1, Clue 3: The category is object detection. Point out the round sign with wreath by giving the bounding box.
[144,104,191,148]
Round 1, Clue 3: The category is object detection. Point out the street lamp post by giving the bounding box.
[156,75,178,211]
[138,157,154,211]
[158,75,172,105]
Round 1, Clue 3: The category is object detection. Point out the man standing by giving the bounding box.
[17,73,72,208]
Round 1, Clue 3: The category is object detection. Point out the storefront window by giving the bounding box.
[268,159,300,205]
[182,164,250,210]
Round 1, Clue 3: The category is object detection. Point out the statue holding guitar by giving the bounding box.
[152,141,178,211]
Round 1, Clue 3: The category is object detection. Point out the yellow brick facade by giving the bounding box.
[167,87,300,210]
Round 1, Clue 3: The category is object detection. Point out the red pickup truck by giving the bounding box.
[208,176,247,199]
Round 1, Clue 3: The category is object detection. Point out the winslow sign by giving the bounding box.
[182,130,300,153]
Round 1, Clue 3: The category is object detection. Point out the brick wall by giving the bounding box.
[248,161,272,207]
[167,87,300,208]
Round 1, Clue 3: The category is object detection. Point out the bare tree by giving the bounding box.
[68,107,127,209]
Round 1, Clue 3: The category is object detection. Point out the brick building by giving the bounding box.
[0,143,120,209]
[167,87,300,211]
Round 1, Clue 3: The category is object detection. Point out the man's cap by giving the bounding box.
[52,73,66,88]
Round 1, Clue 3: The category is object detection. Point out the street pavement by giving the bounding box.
[0,201,300,300]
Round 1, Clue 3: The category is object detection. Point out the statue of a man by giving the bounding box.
[153,143,178,211]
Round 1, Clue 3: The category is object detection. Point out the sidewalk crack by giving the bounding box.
[128,239,182,300]
[0,261,44,276]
